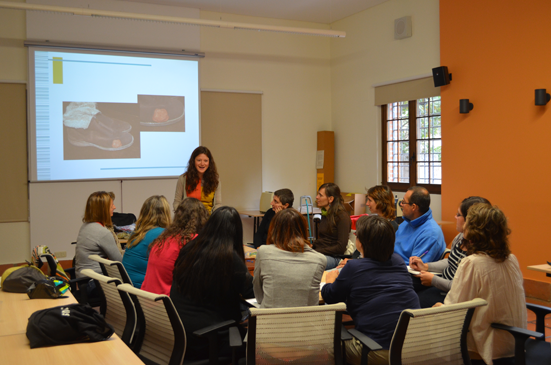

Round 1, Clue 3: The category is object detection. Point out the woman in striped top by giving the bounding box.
[409,196,490,308]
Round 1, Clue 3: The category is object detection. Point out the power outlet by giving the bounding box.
[55,251,67,258]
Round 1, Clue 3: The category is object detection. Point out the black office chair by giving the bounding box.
[117,283,243,365]
[491,303,551,365]
[62,242,104,308]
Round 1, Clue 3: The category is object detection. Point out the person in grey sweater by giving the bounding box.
[253,208,326,308]
[75,191,123,279]
[409,196,490,307]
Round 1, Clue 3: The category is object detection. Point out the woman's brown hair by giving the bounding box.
[319,183,347,227]
[266,208,311,253]
[184,146,219,196]
[149,197,208,254]
[126,195,172,249]
[464,203,511,262]
[83,191,113,227]
[366,185,396,220]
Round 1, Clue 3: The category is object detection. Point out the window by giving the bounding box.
[382,96,441,194]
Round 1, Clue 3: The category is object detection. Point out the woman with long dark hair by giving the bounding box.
[141,198,208,295]
[409,196,490,307]
[253,208,326,308]
[313,183,352,270]
[173,146,221,213]
[75,191,122,278]
[436,204,526,365]
[170,206,254,361]
[121,195,172,289]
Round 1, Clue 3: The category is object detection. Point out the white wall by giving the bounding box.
[329,0,442,219]
[199,11,332,200]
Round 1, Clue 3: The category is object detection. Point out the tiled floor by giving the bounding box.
[526,308,551,342]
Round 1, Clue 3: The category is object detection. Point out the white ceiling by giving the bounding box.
[122,0,389,24]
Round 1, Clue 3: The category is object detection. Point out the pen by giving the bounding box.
[419,251,429,259]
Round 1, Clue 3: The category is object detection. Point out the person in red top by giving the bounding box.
[141,197,208,295]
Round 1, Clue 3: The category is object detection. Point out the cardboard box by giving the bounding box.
[340,193,367,216]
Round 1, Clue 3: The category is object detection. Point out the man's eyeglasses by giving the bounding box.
[400,200,414,206]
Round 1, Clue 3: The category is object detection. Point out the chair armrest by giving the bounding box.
[65,267,76,280]
[229,326,242,347]
[492,322,544,365]
[491,323,544,341]
[347,329,383,351]
[194,320,240,365]
[193,319,237,337]
[527,303,551,334]
[341,325,352,341]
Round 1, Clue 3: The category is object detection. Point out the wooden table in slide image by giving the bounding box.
[239,210,265,235]
[0,290,144,364]
[528,264,551,278]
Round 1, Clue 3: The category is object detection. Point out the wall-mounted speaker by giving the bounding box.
[394,16,412,40]
[432,66,452,87]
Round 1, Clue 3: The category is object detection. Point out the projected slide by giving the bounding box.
[29,48,200,181]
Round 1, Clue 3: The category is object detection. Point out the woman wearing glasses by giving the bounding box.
[409,196,490,307]
[435,204,525,365]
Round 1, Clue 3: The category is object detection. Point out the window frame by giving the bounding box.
[381,99,442,194]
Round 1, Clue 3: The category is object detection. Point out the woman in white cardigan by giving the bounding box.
[435,203,526,365]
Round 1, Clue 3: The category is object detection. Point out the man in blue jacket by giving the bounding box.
[394,186,445,264]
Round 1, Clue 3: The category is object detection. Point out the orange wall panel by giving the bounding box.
[440,0,551,282]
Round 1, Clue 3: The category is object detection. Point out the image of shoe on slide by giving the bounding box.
[138,95,185,129]
[62,101,140,160]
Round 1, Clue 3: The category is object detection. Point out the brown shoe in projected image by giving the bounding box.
[138,95,185,127]
[66,116,134,151]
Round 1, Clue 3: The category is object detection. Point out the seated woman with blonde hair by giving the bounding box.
[253,208,326,308]
[121,195,172,289]
[141,197,208,295]
[436,204,526,365]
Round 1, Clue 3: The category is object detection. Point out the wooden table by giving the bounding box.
[0,290,144,364]
[244,245,257,276]
[0,290,76,336]
[528,264,551,277]
[239,210,265,235]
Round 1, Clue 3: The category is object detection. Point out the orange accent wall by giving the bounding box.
[440,1,551,282]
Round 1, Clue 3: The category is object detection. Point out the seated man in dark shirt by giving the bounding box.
[321,215,420,365]
[252,188,294,248]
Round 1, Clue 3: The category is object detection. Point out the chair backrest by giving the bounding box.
[389,298,488,365]
[440,248,452,260]
[80,269,137,347]
[88,254,133,285]
[247,302,347,365]
[117,283,186,365]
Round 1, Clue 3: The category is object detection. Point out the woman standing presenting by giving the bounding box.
[313,183,351,270]
[173,146,221,213]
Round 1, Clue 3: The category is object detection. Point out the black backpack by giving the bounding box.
[26,304,115,348]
